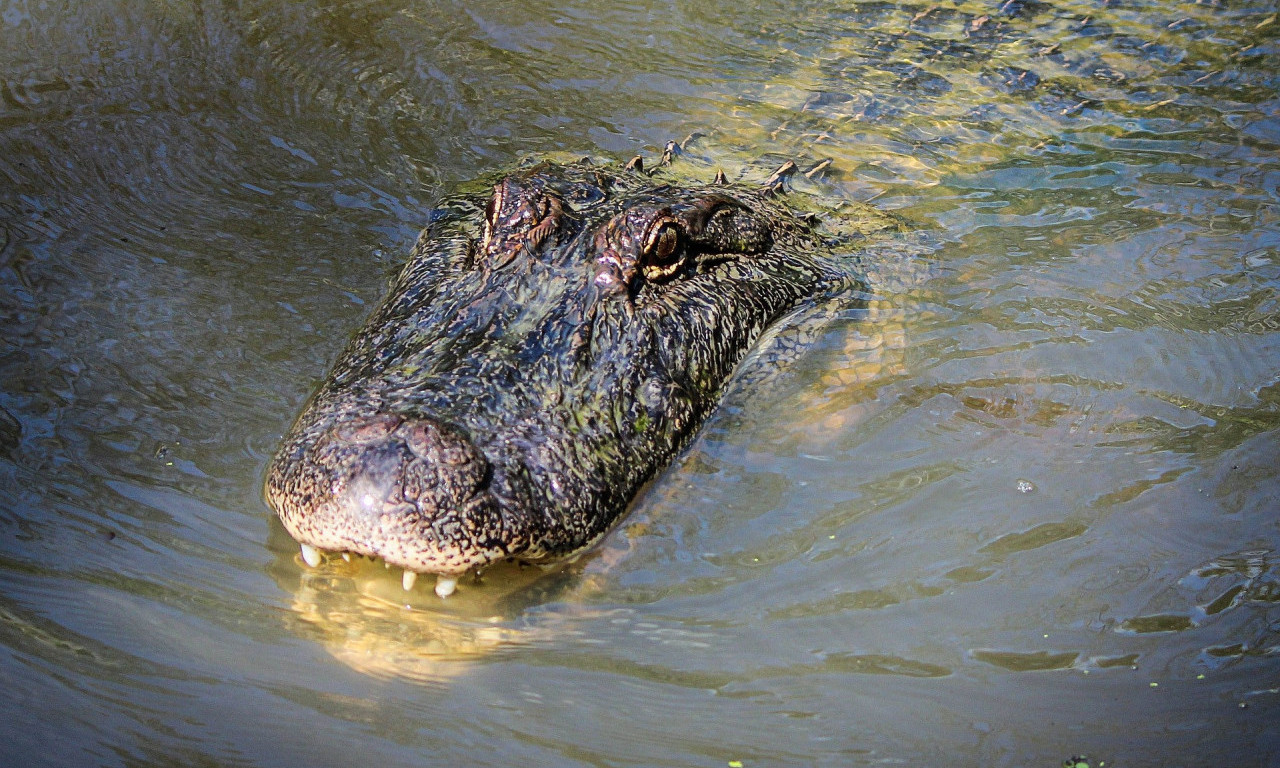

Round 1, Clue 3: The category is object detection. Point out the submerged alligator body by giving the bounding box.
[265,155,892,596]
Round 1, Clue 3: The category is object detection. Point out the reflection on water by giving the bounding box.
[2,0,1279,764]
[279,552,561,684]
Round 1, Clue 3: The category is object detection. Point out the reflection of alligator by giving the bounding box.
[280,553,559,682]
[265,153,899,597]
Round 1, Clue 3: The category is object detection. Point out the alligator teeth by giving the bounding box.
[300,543,322,568]
[341,552,351,562]
[435,575,458,598]
[402,570,418,591]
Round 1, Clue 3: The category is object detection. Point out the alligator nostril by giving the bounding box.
[333,414,403,443]
[400,417,484,467]
[396,419,490,507]
[400,419,439,455]
[438,445,474,466]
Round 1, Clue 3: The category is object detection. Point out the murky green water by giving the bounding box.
[2,0,1278,765]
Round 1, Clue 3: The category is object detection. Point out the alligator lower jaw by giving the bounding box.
[276,501,512,598]
[285,516,606,599]
[297,543,464,597]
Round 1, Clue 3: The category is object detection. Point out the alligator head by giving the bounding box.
[265,158,886,596]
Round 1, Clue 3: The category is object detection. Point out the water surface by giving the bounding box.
[2,0,1278,765]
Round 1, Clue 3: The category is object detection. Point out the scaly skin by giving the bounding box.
[264,158,896,586]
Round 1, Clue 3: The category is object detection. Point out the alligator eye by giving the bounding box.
[647,223,679,261]
[641,221,684,281]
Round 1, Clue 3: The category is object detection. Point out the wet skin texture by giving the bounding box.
[265,160,875,577]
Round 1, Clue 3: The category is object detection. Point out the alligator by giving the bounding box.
[265,152,898,597]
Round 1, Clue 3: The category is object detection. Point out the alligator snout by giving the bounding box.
[274,412,515,595]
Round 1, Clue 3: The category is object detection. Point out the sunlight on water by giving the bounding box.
[1,0,1278,765]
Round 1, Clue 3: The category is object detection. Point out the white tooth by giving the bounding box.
[300,544,322,568]
[435,575,458,598]
[341,552,351,562]
[402,570,418,591]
